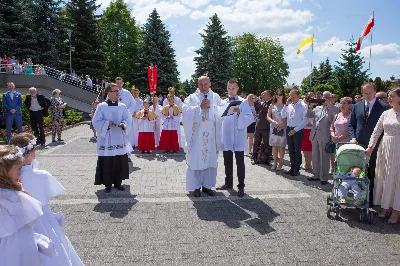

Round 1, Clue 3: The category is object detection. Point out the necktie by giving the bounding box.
[229,96,235,102]
[365,103,369,120]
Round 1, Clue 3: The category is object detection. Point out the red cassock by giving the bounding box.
[138,132,155,151]
[158,130,179,152]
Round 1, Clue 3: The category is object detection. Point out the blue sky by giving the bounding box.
[98,0,400,86]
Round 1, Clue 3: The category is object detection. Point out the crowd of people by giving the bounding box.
[0,55,46,75]
[1,74,399,264]
[1,82,68,144]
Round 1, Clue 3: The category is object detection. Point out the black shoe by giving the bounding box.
[307,177,319,181]
[127,158,132,162]
[115,186,125,191]
[284,169,294,175]
[40,143,46,147]
[238,188,245,197]
[146,151,151,154]
[216,184,233,190]
[290,171,300,176]
[164,150,170,154]
[201,187,215,196]
[265,160,272,166]
[194,189,201,197]
[57,139,64,142]
[105,187,112,193]
[320,181,328,185]
[141,151,145,154]
[52,139,57,143]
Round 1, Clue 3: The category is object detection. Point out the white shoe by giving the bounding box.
[276,167,283,171]
[271,166,277,170]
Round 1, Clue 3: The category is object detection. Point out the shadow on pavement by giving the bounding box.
[190,191,279,235]
[93,184,137,219]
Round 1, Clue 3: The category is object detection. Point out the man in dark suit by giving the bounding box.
[252,90,272,165]
[24,87,50,146]
[349,82,389,206]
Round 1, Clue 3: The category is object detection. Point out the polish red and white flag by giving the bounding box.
[356,14,374,51]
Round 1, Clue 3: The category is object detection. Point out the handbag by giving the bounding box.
[325,138,336,154]
[272,127,284,137]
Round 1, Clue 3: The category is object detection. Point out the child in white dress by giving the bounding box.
[10,133,84,266]
[0,145,56,266]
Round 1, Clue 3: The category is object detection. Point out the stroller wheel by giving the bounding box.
[326,205,333,218]
[335,206,340,219]
[359,210,366,222]
[326,194,332,205]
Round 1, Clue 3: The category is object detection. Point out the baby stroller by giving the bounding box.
[326,143,373,223]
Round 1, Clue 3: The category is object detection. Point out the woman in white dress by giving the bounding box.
[0,145,56,266]
[10,133,84,265]
[366,88,400,224]
[267,89,287,170]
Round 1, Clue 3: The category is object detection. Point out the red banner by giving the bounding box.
[147,65,158,94]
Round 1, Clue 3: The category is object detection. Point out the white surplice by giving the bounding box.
[92,101,133,156]
[182,89,222,190]
[0,189,56,266]
[161,106,181,130]
[152,104,162,145]
[20,164,84,266]
[219,97,254,151]
[117,89,136,148]
[163,96,183,147]
[131,98,144,147]
[138,116,156,132]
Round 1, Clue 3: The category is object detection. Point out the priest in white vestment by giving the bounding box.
[216,78,254,197]
[131,88,144,148]
[182,76,222,197]
[115,77,135,162]
[163,87,183,148]
[92,83,133,193]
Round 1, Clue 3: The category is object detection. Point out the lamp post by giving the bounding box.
[67,30,72,74]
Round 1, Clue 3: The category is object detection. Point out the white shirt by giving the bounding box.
[86,78,92,87]
[365,98,376,116]
[281,100,308,132]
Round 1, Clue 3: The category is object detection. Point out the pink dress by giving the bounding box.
[368,109,400,211]
[333,112,351,142]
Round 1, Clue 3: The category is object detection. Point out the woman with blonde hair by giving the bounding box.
[246,94,258,155]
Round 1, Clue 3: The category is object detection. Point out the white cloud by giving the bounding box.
[190,1,313,34]
[96,0,113,10]
[360,43,400,59]
[288,66,311,85]
[314,36,347,56]
[177,56,196,80]
[180,0,210,8]
[130,0,191,24]
[185,46,197,53]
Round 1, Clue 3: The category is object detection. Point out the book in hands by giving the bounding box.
[221,100,242,117]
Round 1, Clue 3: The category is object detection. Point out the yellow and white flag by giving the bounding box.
[297,35,314,54]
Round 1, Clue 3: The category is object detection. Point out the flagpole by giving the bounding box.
[369,11,374,73]
[310,34,314,90]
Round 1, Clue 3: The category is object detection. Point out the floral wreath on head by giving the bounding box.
[2,148,24,160]
[20,138,37,154]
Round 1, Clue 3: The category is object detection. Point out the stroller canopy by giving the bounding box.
[336,144,369,173]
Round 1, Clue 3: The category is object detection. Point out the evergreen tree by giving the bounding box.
[333,38,369,97]
[100,0,141,84]
[32,0,62,67]
[0,0,36,60]
[182,79,195,96]
[64,0,104,77]
[194,14,232,95]
[321,58,333,83]
[134,9,179,95]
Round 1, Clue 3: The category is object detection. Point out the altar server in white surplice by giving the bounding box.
[182,76,222,197]
[92,83,133,193]
[0,145,56,266]
[115,77,135,162]
[136,99,157,154]
[10,133,84,266]
[131,88,144,148]
[215,78,254,197]
[158,94,182,153]
[163,87,183,148]
[151,96,162,146]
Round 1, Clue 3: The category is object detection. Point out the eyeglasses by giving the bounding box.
[108,90,119,93]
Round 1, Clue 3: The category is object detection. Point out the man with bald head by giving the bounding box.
[182,76,222,197]
[24,87,50,146]
[376,91,388,105]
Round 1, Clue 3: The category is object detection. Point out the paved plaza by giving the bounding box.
[35,124,400,266]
